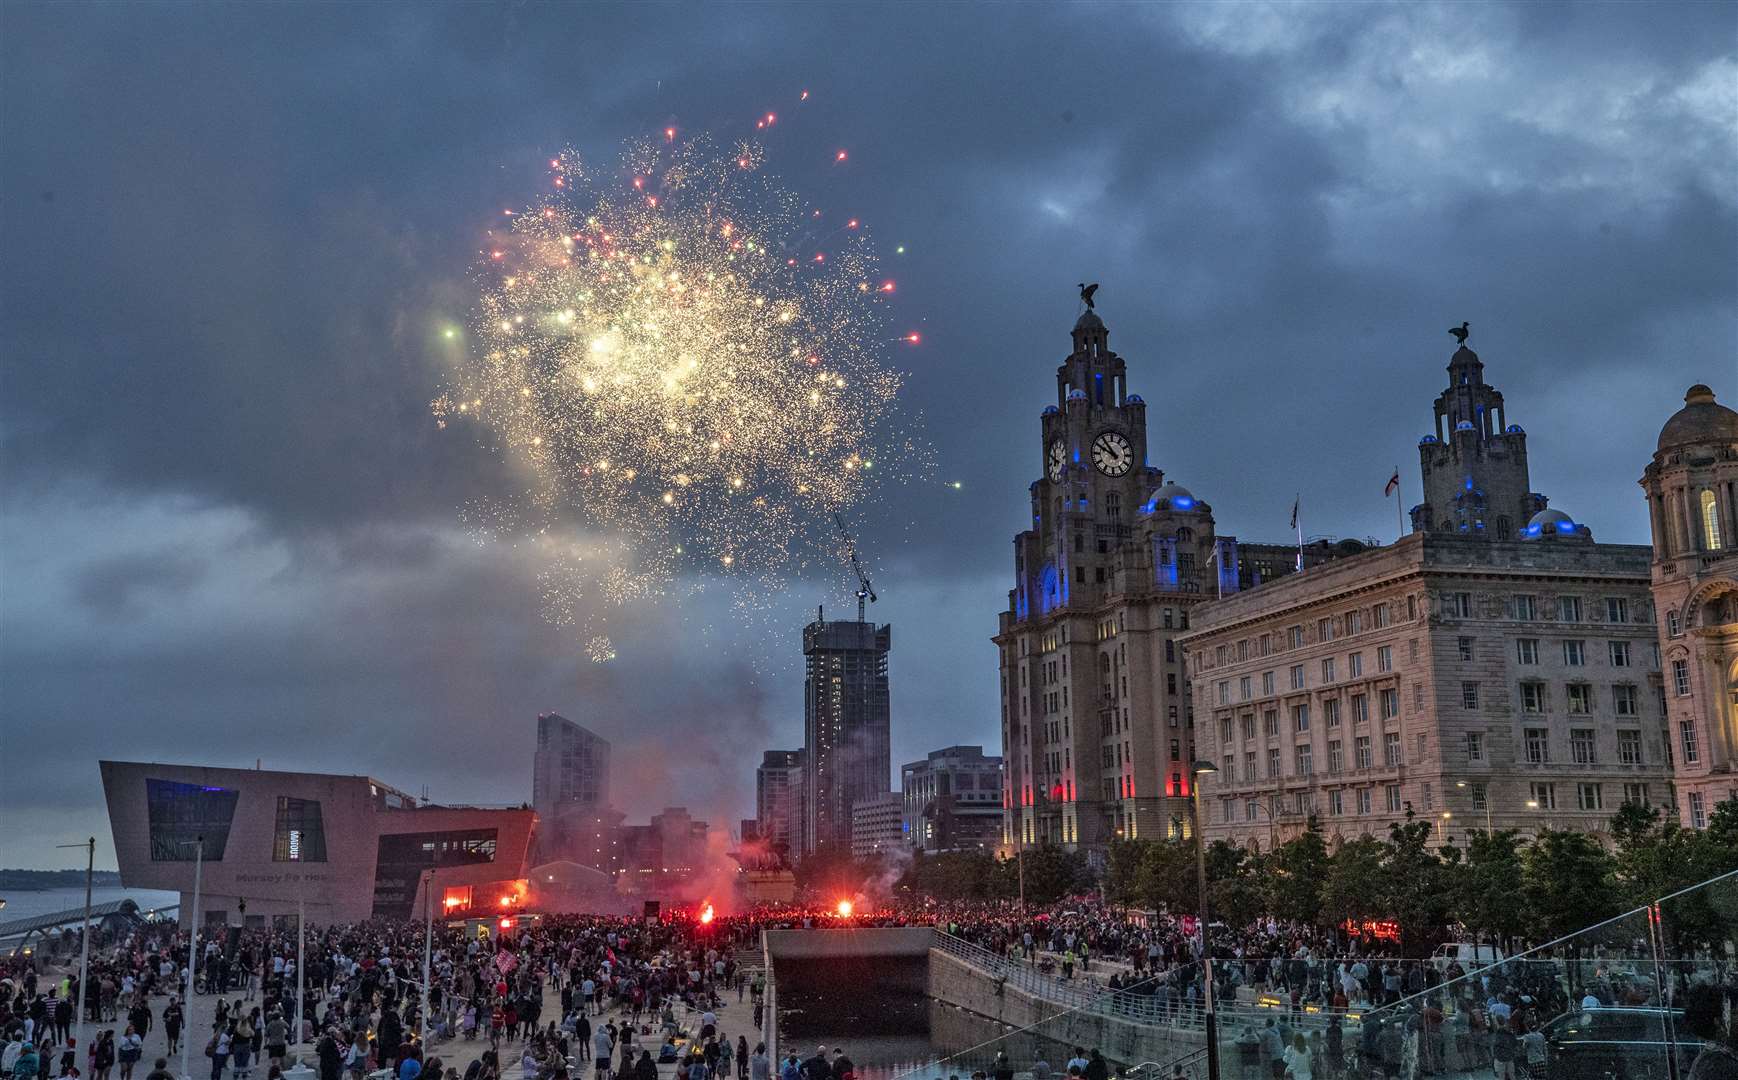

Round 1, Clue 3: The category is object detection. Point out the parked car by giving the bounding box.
[1542,1006,1700,1079]
[1432,941,1506,972]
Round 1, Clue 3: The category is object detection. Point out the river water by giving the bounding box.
[0,886,180,924]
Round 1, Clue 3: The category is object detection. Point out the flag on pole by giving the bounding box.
[1291,495,1303,571]
[1384,469,1401,497]
[1205,542,1219,566]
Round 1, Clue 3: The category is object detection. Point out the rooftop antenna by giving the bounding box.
[832,513,878,622]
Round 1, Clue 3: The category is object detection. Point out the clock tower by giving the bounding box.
[996,305,1191,853]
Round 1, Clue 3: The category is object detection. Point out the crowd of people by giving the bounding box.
[1,898,1733,1080]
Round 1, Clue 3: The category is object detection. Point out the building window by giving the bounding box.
[1352,694,1369,724]
[1702,490,1723,549]
[1613,685,1638,716]
[1445,592,1472,618]
[1465,732,1485,762]
[1293,703,1310,732]
[1577,783,1604,812]
[1268,748,1281,778]
[1520,682,1546,713]
[1245,751,1257,779]
[1375,604,1390,628]
[1672,660,1691,696]
[1325,698,1341,727]
[1517,638,1539,665]
[1570,728,1597,764]
[1525,727,1550,764]
[1559,596,1582,622]
[1219,718,1233,745]
[1355,736,1372,769]
[1462,682,1479,709]
[1358,788,1372,815]
[145,779,241,862]
[1377,646,1393,673]
[1239,675,1253,700]
[1564,640,1586,666]
[1262,671,1276,695]
[1348,652,1364,677]
[272,797,328,863]
[1457,636,1474,661]
[1379,688,1399,719]
[1606,597,1629,624]
[1514,595,1537,620]
[1386,785,1403,813]
[1618,729,1643,765]
[1567,684,1593,715]
[1383,732,1401,767]
[1422,781,1434,810]
[1347,610,1364,634]
[1327,740,1344,773]
[1296,745,1313,776]
[1623,783,1649,806]
[1329,789,1344,815]
[1680,721,1700,764]
[1241,714,1256,740]
[1245,800,1258,822]
[1217,681,1230,705]
[1166,639,1176,663]
[1530,782,1557,810]
[1689,792,1707,829]
[1667,610,1681,636]
[1264,709,1279,736]
[1322,657,1336,683]
[1609,640,1630,667]
[1290,665,1306,690]
[1470,784,1488,811]
[1289,626,1304,648]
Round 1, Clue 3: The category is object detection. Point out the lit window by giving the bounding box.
[1702,490,1723,549]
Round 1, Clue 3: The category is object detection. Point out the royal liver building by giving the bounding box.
[994,299,1327,855]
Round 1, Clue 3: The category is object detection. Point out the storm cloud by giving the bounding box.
[3,2,1733,868]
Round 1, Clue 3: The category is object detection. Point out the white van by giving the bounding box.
[1433,941,1506,971]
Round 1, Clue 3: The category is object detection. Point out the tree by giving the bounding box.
[1018,843,1091,905]
[1522,827,1619,946]
[1384,813,1453,956]
[1270,819,1329,926]
[1321,834,1388,936]
[1611,796,1738,959]
[1204,842,1270,929]
[1134,840,1196,914]
[1455,829,1529,951]
[1104,839,1151,906]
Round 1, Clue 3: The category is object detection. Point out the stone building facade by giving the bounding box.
[1642,384,1738,827]
[995,307,1356,856]
[1181,339,1673,847]
[1180,533,1671,847]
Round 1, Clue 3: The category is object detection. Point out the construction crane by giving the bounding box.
[833,513,878,622]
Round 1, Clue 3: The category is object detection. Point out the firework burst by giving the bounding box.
[436,121,922,646]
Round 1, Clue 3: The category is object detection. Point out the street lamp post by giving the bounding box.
[1246,798,1278,853]
[1455,780,1493,833]
[1190,760,1221,1080]
[177,837,205,1080]
[54,839,95,1062]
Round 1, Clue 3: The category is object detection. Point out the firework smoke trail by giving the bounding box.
[435,112,927,654]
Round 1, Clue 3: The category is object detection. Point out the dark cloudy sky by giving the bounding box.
[3,3,1734,870]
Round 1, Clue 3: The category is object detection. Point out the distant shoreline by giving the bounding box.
[0,870,125,892]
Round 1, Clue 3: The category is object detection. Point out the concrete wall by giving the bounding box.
[763,927,936,959]
[926,948,1201,1067]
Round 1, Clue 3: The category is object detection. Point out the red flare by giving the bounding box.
[835,150,848,162]
[904,332,921,344]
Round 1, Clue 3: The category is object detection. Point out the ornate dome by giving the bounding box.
[1074,309,1105,331]
[1066,388,1088,402]
[1148,482,1197,511]
[1042,405,1060,416]
[1127,394,1145,405]
[1657,385,1738,452]
[1522,507,1586,540]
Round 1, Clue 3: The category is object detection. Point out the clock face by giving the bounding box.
[1092,431,1133,476]
[1047,439,1067,483]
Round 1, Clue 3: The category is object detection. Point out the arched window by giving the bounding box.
[1177,526,1194,543]
[1702,490,1723,550]
[1667,609,1681,636]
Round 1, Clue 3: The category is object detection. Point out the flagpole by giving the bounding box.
[1293,495,1303,571]
[1394,465,1405,542]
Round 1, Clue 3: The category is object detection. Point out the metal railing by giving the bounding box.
[931,932,1207,1032]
